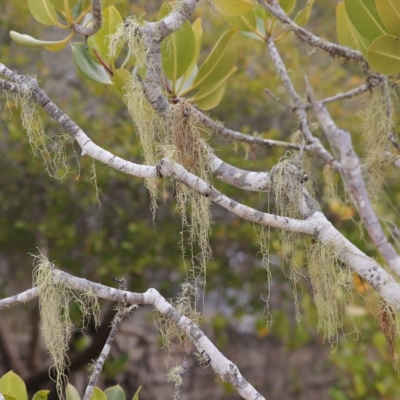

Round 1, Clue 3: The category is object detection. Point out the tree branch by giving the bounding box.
[266,35,342,171]
[198,111,301,150]
[73,0,102,38]
[1,269,266,400]
[258,0,364,62]
[306,78,400,277]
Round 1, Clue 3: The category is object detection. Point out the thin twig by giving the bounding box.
[73,0,102,38]
[258,0,364,62]
[197,110,301,150]
[266,35,342,171]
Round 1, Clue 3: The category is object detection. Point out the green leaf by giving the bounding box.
[376,0,400,37]
[3,395,17,400]
[105,385,126,400]
[87,6,123,62]
[193,65,237,109]
[192,28,237,89]
[66,384,81,400]
[223,10,258,32]
[214,0,255,16]
[27,0,59,25]
[10,31,68,52]
[112,69,131,93]
[131,386,141,400]
[344,0,387,41]
[32,390,51,400]
[72,0,90,20]
[367,34,400,75]
[293,0,315,27]
[90,387,107,400]
[71,42,113,84]
[336,2,359,49]
[49,0,79,10]
[195,81,228,110]
[355,31,371,57]
[0,371,28,400]
[161,20,196,82]
[185,17,203,75]
[279,0,297,15]
[102,0,117,8]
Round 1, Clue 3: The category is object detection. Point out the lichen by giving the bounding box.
[32,253,99,400]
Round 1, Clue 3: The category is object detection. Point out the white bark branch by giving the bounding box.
[0,287,38,310]
[306,79,400,277]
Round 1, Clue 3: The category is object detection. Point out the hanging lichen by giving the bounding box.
[307,241,350,343]
[254,224,273,326]
[32,254,100,400]
[154,282,200,354]
[123,77,162,216]
[270,153,307,323]
[164,101,213,283]
[6,87,78,180]
[360,90,394,199]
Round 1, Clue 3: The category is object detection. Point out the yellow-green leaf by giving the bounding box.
[355,31,371,57]
[105,385,126,400]
[186,17,202,76]
[279,0,297,15]
[223,10,258,32]
[131,386,141,400]
[90,387,107,400]
[336,2,359,50]
[102,0,117,8]
[344,0,387,41]
[10,31,68,52]
[49,0,79,10]
[367,34,400,75]
[193,28,237,89]
[87,6,123,62]
[161,20,196,82]
[66,384,81,400]
[194,81,228,110]
[27,0,59,25]
[71,42,113,84]
[175,18,202,94]
[32,390,51,400]
[113,69,131,93]
[193,65,238,102]
[3,395,17,400]
[0,371,28,400]
[376,0,400,37]
[214,0,255,16]
[293,0,315,27]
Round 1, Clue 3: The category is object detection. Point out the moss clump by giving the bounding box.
[109,17,147,67]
